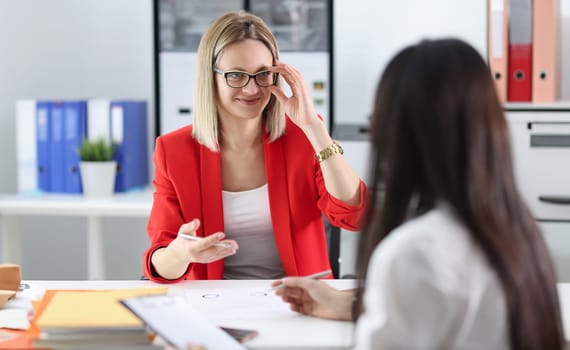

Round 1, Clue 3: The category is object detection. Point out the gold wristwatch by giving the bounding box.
[316,140,344,162]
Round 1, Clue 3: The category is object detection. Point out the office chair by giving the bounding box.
[323,217,341,279]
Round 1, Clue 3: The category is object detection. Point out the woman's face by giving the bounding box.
[214,39,274,124]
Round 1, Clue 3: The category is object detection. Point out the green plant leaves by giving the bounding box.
[78,139,114,162]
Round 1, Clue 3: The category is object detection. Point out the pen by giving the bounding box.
[178,232,233,249]
[271,269,332,291]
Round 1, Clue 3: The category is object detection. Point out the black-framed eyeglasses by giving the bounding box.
[213,67,278,88]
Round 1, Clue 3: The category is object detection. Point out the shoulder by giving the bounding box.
[154,125,203,165]
[379,206,471,261]
[367,206,483,291]
[358,206,508,348]
[157,125,194,145]
[155,125,201,151]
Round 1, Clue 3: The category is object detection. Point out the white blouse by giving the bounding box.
[222,184,285,280]
[355,205,509,350]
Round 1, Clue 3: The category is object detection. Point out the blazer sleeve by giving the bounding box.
[143,136,191,283]
[314,159,369,231]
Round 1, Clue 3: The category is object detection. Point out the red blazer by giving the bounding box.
[143,119,368,282]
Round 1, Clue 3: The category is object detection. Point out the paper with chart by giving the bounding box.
[185,287,298,321]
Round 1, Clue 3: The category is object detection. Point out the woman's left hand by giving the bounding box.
[267,60,322,131]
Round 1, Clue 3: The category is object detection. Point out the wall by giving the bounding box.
[0,0,154,279]
[334,0,487,125]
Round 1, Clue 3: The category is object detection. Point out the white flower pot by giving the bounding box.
[79,161,117,197]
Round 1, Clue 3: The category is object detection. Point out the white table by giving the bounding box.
[20,279,357,350]
[0,192,153,280]
[8,280,570,348]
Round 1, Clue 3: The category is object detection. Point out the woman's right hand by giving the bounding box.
[170,219,238,264]
[272,278,354,321]
[151,219,238,280]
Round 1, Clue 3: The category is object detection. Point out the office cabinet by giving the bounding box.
[507,107,570,221]
[156,0,243,134]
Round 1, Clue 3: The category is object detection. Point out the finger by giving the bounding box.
[178,219,200,235]
[269,63,301,87]
[202,232,227,249]
[267,86,289,105]
[201,237,238,260]
[186,232,225,253]
[271,280,282,288]
[281,296,303,304]
[273,60,301,77]
[197,248,232,264]
[220,238,239,250]
[286,288,305,300]
[279,277,310,288]
[275,62,303,85]
[291,303,307,314]
[275,288,305,304]
[272,67,299,90]
[299,302,314,315]
[208,234,239,252]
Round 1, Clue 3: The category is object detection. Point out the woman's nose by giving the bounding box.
[241,77,261,93]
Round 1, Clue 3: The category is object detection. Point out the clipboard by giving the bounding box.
[120,294,248,350]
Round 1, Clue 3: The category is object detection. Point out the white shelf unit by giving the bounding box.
[0,191,152,280]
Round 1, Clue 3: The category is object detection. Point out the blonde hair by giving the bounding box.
[192,11,285,152]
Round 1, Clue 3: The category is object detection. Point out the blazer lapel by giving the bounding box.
[264,133,298,275]
[199,144,225,279]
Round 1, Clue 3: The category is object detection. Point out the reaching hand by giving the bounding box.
[272,278,354,321]
[170,219,238,264]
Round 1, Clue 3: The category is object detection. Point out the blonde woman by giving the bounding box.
[144,11,367,282]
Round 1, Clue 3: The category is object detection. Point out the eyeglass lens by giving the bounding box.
[225,71,276,88]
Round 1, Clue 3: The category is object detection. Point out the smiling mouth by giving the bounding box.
[237,98,261,105]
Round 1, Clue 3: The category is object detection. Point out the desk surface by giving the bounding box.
[7,280,570,348]
[19,279,357,350]
[0,191,153,216]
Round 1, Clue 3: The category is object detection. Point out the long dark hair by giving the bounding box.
[355,38,564,349]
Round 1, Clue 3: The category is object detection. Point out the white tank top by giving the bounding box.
[222,184,285,279]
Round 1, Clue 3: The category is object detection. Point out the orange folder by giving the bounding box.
[35,288,167,330]
[0,288,167,349]
[532,0,561,102]
[488,0,509,102]
[0,330,34,349]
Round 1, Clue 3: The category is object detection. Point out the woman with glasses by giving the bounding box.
[143,11,367,282]
[273,39,564,349]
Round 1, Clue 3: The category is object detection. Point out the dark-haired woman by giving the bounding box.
[273,38,564,349]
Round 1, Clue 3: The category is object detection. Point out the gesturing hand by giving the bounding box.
[170,219,238,264]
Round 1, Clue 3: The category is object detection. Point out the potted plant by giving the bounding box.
[78,139,117,197]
